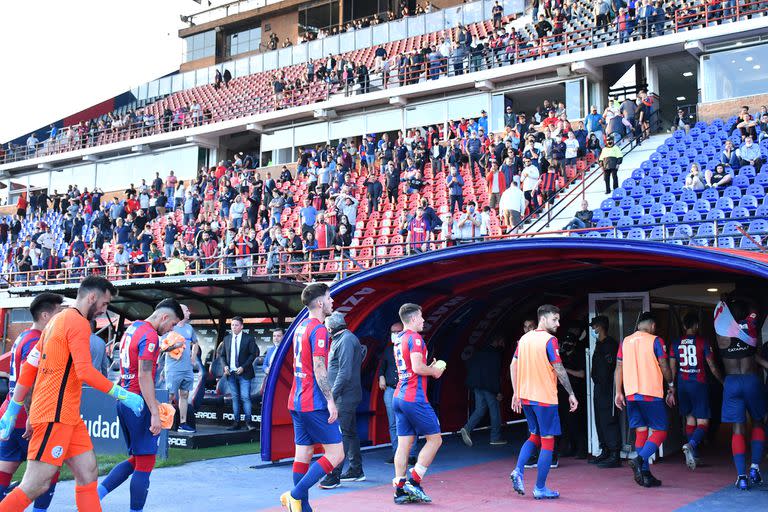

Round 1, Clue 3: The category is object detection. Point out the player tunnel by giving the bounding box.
[261,239,768,461]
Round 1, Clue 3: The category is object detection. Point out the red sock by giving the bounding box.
[317,456,334,474]
[0,487,32,511]
[0,471,11,488]
[410,468,421,484]
[685,424,696,438]
[635,429,648,451]
[649,430,667,446]
[528,434,542,448]
[75,481,101,512]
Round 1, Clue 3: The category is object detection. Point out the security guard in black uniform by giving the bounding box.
[589,315,622,468]
[558,332,588,459]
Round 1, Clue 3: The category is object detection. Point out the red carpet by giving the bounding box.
[264,455,734,512]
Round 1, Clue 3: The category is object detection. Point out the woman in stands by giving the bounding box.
[684,163,707,191]
[721,140,741,169]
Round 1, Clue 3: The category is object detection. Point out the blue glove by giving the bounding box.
[108,384,145,416]
[0,400,23,441]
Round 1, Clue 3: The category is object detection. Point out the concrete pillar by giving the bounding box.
[643,56,660,95]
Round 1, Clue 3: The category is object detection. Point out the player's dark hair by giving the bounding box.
[231,316,244,324]
[30,293,64,322]
[637,311,656,327]
[301,282,329,307]
[155,298,184,321]
[77,275,117,298]
[398,303,422,324]
[537,304,560,321]
[273,327,285,335]
[683,312,699,331]
[592,316,609,331]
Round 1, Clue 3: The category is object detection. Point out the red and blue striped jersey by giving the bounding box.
[671,336,711,383]
[394,330,429,403]
[3,329,41,428]
[408,217,430,249]
[119,320,159,394]
[288,318,330,412]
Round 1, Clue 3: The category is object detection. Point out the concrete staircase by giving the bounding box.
[523,132,669,234]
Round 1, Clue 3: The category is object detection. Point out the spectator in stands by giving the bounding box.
[706,163,733,189]
[456,201,482,243]
[223,69,232,88]
[500,180,526,232]
[735,109,757,140]
[598,137,622,193]
[521,157,540,212]
[585,105,605,146]
[406,206,431,254]
[684,164,707,191]
[563,200,595,231]
[672,108,692,133]
[720,139,740,169]
[737,136,763,170]
[486,164,507,210]
[363,173,383,214]
[445,167,465,214]
[113,244,130,277]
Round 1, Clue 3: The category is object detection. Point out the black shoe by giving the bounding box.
[227,422,242,431]
[597,452,621,469]
[385,455,395,464]
[641,470,662,487]
[628,456,644,486]
[589,450,610,465]
[340,469,366,482]
[319,474,341,489]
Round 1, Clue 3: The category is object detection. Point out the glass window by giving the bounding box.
[158,76,172,96]
[372,23,389,46]
[225,26,262,58]
[147,80,159,99]
[235,57,249,78]
[407,15,425,38]
[183,30,216,63]
[405,101,445,128]
[309,39,324,60]
[250,54,263,73]
[299,0,339,39]
[278,47,293,68]
[355,27,372,49]
[702,43,768,102]
[339,31,355,53]
[462,2,483,25]
[445,5,462,28]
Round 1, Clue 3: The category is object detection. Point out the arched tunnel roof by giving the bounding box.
[261,239,768,461]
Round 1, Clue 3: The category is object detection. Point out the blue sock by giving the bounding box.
[129,470,151,511]
[690,427,707,449]
[293,468,313,512]
[751,427,765,466]
[99,459,135,498]
[291,457,332,500]
[639,441,659,471]
[535,449,553,489]
[32,482,57,510]
[515,440,538,474]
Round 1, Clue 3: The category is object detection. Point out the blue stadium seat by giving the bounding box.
[702,188,719,202]
[739,195,758,211]
[670,181,684,194]
[639,214,655,226]
[724,186,742,200]
[740,236,759,250]
[631,169,644,180]
[649,168,663,179]
[733,174,751,189]
[612,188,627,200]
[617,216,634,229]
[660,193,676,207]
[641,161,653,172]
[640,195,655,209]
[592,209,605,221]
[608,207,624,221]
[661,212,678,224]
[597,218,613,228]
[649,184,665,197]
[627,228,646,240]
[668,165,683,178]
[747,184,765,199]
[640,176,655,189]
[716,236,734,248]
[660,175,674,187]
[681,189,697,205]
[650,203,666,218]
[740,165,756,177]
[672,224,693,240]
[749,219,768,234]
[756,173,768,187]
[694,222,716,246]
[620,197,635,209]
[601,198,614,211]
[586,230,603,237]
[723,221,743,235]
[628,205,644,220]
[694,199,711,214]
[731,206,750,219]
[671,201,689,215]
[715,197,734,212]
[683,210,702,222]
[649,226,668,241]
[622,178,637,190]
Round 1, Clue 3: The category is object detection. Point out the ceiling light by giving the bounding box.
[754,64,762,70]
[736,41,743,46]
[732,59,737,63]
[676,96,686,101]
[682,71,693,77]
[739,68,743,71]
[707,288,719,292]
[746,56,754,61]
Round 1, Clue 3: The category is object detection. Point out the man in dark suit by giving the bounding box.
[218,316,260,430]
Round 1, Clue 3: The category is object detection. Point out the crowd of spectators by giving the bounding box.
[1,92,662,284]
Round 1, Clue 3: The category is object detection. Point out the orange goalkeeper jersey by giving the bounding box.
[29,308,113,425]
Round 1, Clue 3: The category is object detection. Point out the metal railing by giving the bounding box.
[2,214,766,288]
[4,2,767,166]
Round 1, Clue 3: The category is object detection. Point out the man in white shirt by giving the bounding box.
[26,133,39,156]
[499,181,526,233]
[455,201,482,243]
[521,158,540,213]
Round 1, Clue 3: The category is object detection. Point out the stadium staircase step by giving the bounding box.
[524,132,669,234]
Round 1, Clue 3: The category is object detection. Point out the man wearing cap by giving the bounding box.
[589,315,621,468]
[320,312,367,489]
[478,110,489,134]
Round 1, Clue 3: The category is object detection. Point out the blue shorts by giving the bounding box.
[722,374,767,424]
[677,379,710,419]
[291,410,342,446]
[165,371,194,396]
[393,398,441,437]
[627,400,668,431]
[117,402,160,456]
[522,404,561,437]
[0,428,28,462]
